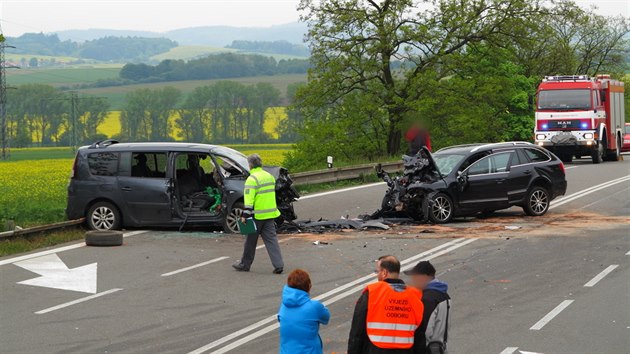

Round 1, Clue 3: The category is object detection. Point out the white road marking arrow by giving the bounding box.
[14,254,97,294]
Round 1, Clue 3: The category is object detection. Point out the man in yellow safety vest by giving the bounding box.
[232,154,284,274]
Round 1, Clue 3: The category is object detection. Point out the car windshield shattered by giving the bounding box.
[432,153,466,176]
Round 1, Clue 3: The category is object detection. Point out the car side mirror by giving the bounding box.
[457,171,468,191]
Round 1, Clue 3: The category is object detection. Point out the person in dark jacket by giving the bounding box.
[278,269,330,354]
[347,255,424,354]
[405,261,451,354]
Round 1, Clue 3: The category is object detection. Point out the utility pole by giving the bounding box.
[1,32,17,160]
[44,92,106,152]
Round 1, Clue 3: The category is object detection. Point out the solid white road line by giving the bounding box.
[550,175,630,210]
[299,182,386,200]
[0,230,148,267]
[626,251,630,256]
[161,256,229,277]
[35,288,123,315]
[529,300,574,331]
[584,265,619,287]
[188,238,469,354]
[564,166,579,170]
[499,347,519,354]
[199,238,477,354]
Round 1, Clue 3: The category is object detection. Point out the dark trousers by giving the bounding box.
[240,218,284,269]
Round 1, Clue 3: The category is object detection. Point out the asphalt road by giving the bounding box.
[1,156,629,354]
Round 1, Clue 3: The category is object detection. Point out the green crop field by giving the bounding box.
[0,144,293,231]
[6,66,122,86]
[150,45,236,61]
[76,73,307,109]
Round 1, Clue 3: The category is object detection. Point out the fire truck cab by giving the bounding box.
[534,75,625,164]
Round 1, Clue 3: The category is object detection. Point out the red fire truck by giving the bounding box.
[534,75,625,164]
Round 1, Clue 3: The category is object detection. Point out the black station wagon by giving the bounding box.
[65,140,299,233]
[376,142,568,223]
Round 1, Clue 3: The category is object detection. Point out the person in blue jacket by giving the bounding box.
[278,269,330,354]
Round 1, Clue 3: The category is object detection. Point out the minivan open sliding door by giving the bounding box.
[117,151,172,225]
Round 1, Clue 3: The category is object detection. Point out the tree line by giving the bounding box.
[107,53,309,86]
[6,33,177,62]
[3,81,299,148]
[284,0,630,172]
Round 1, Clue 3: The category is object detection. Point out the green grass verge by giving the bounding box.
[0,229,85,257]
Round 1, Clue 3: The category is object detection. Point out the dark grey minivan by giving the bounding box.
[66,140,299,233]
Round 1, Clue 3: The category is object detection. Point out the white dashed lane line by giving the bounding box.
[35,288,123,315]
[161,256,230,277]
[530,300,574,331]
[583,265,619,287]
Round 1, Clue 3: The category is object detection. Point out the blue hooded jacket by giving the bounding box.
[278,285,330,354]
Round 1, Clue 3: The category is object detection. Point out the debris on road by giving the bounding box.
[504,225,521,230]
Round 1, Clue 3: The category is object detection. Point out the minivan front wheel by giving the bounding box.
[224,202,245,234]
[87,201,121,230]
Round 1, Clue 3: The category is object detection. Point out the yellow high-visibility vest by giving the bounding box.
[244,167,280,220]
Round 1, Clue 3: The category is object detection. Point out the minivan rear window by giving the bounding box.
[88,152,119,176]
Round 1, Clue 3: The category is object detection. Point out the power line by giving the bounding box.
[1,29,19,160]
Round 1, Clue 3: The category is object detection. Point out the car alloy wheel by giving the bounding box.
[430,194,452,223]
[225,204,244,233]
[529,189,548,215]
[91,206,116,230]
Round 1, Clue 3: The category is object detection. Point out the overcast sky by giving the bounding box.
[0,0,628,38]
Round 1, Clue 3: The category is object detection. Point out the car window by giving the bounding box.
[214,155,246,178]
[467,152,511,176]
[625,125,630,134]
[524,148,549,163]
[87,152,118,176]
[459,152,491,172]
[131,152,167,178]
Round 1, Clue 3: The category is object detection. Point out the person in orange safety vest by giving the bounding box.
[348,255,424,354]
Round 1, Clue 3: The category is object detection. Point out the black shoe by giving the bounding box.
[232,263,250,272]
[273,267,283,274]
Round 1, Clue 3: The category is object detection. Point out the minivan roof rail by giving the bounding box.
[89,139,120,149]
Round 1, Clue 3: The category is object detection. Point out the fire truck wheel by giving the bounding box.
[559,153,573,163]
[524,186,550,216]
[591,143,603,164]
[604,137,620,162]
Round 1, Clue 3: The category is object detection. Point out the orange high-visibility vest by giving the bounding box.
[365,281,424,349]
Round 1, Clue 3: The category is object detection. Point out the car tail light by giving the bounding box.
[559,162,565,174]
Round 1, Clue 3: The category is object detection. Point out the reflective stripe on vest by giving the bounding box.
[243,167,281,220]
[365,281,423,350]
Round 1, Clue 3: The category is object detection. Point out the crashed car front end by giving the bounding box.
[372,147,445,221]
[263,166,300,222]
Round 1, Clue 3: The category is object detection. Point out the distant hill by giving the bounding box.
[56,22,308,47]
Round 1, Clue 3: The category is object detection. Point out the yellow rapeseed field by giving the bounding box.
[97,107,287,140]
[0,159,73,229]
